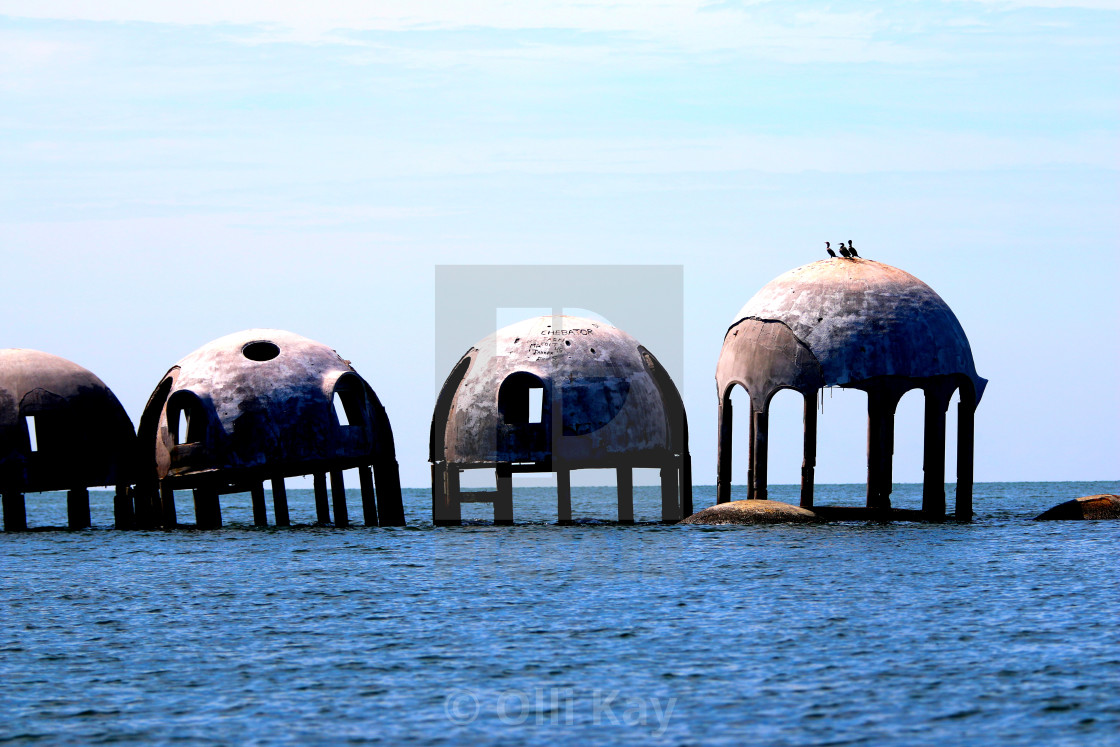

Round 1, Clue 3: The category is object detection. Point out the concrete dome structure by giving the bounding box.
[715,258,987,520]
[430,315,691,525]
[0,349,136,530]
[136,329,403,529]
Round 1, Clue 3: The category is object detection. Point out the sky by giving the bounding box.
[1,0,1117,490]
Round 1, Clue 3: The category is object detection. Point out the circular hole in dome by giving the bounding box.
[590,348,595,354]
[243,341,280,362]
[564,339,571,346]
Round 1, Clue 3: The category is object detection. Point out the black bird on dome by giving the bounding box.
[825,241,837,258]
[847,240,860,258]
[838,243,852,258]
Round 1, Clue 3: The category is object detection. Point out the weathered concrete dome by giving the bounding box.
[429,315,691,525]
[0,349,135,493]
[718,258,987,399]
[432,315,683,468]
[136,329,404,529]
[141,329,394,482]
[714,257,987,521]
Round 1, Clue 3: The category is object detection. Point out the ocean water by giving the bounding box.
[1,481,1118,746]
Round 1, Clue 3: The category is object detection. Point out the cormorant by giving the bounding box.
[847,240,859,258]
[839,243,851,258]
[826,241,837,258]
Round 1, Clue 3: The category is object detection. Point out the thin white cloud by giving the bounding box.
[2,0,742,33]
[3,0,1112,69]
[442,131,1120,174]
[7,129,1113,177]
[0,2,929,63]
[2,0,1114,32]
[952,0,1119,8]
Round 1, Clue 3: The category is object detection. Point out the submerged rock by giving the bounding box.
[681,499,819,525]
[1035,494,1120,521]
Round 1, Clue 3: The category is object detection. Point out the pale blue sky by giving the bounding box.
[1,1,1117,488]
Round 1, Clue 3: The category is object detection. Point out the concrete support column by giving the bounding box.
[313,472,330,525]
[272,477,290,527]
[250,481,268,527]
[330,470,349,528]
[680,452,693,517]
[922,383,953,520]
[432,464,457,526]
[2,492,26,532]
[616,466,634,524]
[192,487,221,529]
[432,464,461,526]
[131,487,152,529]
[131,485,159,529]
[359,465,378,527]
[373,460,405,526]
[494,466,513,525]
[866,387,903,516]
[956,398,976,522]
[747,402,757,500]
[801,392,818,509]
[751,405,770,502]
[160,483,178,528]
[556,468,572,524]
[716,397,733,504]
[660,464,680,522]
[67,487,91,529]
[114,483,134,530]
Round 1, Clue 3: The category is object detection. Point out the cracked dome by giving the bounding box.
[719,259,986,400]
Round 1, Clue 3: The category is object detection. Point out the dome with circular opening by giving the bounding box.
[242,340,280,362]
[136,329,404,528]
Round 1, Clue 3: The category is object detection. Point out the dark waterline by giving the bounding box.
[1,481,1118,745]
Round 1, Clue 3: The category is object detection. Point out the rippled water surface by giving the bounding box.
[2,481,1118,745]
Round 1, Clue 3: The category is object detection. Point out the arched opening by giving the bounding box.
[166,391,207,446]
[946,388,960,480]
[728,383,751,502]
[331,373,369,430]
[499,372,546,425]
[945,384,963,512]
[24,415,39,453]
[892,387,925,510]
[765,387,805,505]
[18,407,68,488]
[497,372,550,464]
[813,386,869,507]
